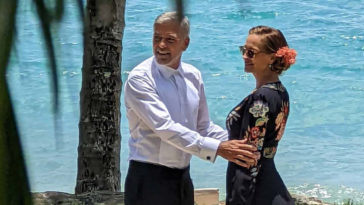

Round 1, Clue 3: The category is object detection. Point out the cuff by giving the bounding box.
[199,137,221,163]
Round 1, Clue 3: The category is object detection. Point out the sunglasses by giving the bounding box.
[239,46,261,59]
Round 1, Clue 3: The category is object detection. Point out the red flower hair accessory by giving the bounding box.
[275,46,297,67]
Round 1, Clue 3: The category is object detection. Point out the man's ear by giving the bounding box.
[183,37,190,51]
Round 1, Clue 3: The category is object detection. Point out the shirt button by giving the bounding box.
[206,156,211,160]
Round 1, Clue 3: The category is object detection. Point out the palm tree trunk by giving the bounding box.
[75,0,125,194]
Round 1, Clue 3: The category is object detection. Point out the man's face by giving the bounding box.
[153,22,189,69]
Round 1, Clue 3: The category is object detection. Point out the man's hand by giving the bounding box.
[216,139,260,168]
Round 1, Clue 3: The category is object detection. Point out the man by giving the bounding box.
[124,11,258,205]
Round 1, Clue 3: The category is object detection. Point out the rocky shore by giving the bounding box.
[32,189,331,205]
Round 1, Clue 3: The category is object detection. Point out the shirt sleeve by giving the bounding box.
[124,74,222,163]
[196,79,228,161]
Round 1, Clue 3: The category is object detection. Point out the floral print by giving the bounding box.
[226,106,242,130]
[249,100,269,118]
[246,101,269,151]
[250,126,261,139]
[226,83,289,160]
[226,81,290,173]
[255,116,269,127]
[263,147,277,158]
[226,110,240,130]
[261,83,286,92]
[226,81,291,204]
[257,138,264,150]
[246,101,270,176]
[275,101,289,141]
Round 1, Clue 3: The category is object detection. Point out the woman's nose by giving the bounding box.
[243,53,249,60]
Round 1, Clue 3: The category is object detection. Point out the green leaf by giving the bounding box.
[255,118,267,127]
[0,1,33,204]
[33,0,60,114]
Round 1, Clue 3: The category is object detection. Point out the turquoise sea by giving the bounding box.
[7,0,364,203]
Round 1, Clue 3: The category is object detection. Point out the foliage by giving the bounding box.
[0,0,83,204]
[0,0,184,204]
[333,199,364,205]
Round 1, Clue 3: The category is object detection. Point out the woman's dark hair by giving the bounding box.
[249,25,291,74]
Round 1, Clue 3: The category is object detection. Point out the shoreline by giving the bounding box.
[32,189,331,205]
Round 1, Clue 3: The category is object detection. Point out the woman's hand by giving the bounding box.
[217,139,260,168]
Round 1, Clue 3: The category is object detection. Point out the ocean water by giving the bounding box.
[7,0,364,203]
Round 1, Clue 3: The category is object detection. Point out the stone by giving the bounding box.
[194,188,220,205]
[32,189,332,205]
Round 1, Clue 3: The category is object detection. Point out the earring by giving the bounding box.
[268,64,273,70]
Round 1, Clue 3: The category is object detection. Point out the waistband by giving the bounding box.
[129,160,190,178]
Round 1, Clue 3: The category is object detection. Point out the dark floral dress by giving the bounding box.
[225,81,294,205]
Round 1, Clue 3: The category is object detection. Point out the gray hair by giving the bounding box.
[154,11,190,38]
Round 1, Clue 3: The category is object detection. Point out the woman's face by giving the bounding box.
[242,34,274,74]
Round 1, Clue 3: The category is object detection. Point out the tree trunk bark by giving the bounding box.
[75,0,125,194]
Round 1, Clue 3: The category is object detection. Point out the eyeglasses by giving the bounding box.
[239,46,261,59]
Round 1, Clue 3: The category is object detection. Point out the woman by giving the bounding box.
[225,26,297,205]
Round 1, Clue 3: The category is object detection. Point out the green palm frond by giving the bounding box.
[32,0,62,113]
[1,0,66,204]
[175,0,184,21]
[1,0,186,204]
[76,0,84,22]
[0,1,33,204]
[54,0,64,21]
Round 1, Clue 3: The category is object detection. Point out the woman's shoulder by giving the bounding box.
[247,82,289,109]
[253,82,287,97]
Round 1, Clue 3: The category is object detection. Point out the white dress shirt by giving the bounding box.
[124,57,228,169]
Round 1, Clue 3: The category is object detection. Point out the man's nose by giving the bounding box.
[158,39,167,48]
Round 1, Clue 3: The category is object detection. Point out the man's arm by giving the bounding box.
[195,74,260,167]
[217,139,260,168]
[196,80,228,142]
[124,74,222,162]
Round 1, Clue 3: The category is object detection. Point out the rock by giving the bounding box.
[32,189,331,205]
[32,191,124,205]
[194,188,220,205]
[291,193,331,205]
[32,192,78,204]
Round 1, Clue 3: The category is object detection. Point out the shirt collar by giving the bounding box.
[153,57,182,79]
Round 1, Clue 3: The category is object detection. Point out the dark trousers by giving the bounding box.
[125,160,194,205]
